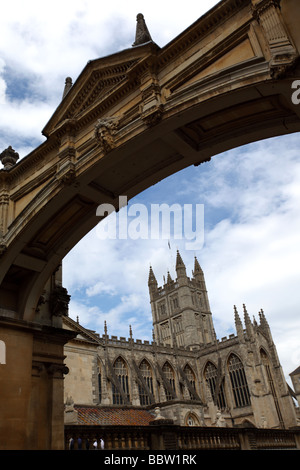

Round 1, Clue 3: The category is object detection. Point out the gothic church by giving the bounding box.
[63,251,299,429]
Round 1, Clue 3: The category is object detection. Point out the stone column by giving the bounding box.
[0,316,76,450]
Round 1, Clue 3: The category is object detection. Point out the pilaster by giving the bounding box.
[252,0,298,77]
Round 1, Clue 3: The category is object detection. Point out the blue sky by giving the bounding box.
[1,0,300,384]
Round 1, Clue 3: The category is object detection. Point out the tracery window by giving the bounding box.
[170,295,179,311]
[160,321,171,345]
[173,316,184,347]
[112,357,130,405]
[184,364,197,400]
[138,359,154,406]
[204,361,227,409]
[228,354,251,408]
[162,362,176,400]
[158,301,167,317]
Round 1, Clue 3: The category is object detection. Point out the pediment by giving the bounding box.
[43,43,159,137]
[63,315,101,345]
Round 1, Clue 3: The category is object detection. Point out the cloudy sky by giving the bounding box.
[0,0,299,386]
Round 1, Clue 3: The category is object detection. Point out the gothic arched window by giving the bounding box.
[204,361,227,409]
[228,354,250,408]
[184,364,197,400]
[162,362,176,400]
[138,359,154,406]
[186,413,200,426]
[112,357,130,405]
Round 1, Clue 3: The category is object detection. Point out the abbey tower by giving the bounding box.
[149,252,216,349]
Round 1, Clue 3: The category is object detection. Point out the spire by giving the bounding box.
[167,271,173,283]
[62,77,73,99]
[175,249,187,278]
[148,265,157,286]
[175,249,185,268]
[132,13,153,46]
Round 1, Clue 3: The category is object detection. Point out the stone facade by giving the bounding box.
[63,251,299,429]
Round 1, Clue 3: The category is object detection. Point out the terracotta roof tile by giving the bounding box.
[75,406,155,426]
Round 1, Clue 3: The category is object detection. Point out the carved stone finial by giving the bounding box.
[133,13,153,46]
[0,146,19,170]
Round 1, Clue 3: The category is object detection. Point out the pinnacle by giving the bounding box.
[259,308,269,326]
[193,256,203,275]
[234,305,242,324]
[132,13,153,46]
[243,303,251,323]
[175,249,185,268]
[148,265,157,285]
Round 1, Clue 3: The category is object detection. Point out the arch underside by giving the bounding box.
[1,77,300,323]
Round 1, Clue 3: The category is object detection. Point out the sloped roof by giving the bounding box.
[290,366,300,376]
[63,315,102,345]
[75,406,155,426]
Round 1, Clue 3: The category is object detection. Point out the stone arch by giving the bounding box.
[202,359,217,376]
[183,362,197,378]
[241,418,256,428]
[185,411,201,427]
[1,0,300,450]
[113,354,130,371]
[138,356,155,371]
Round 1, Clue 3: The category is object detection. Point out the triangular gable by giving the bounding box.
[63,315,101,345]
[42,43,160,137]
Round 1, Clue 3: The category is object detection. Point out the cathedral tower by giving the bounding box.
[148,251,216,349]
